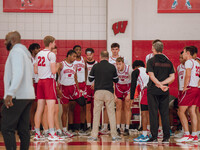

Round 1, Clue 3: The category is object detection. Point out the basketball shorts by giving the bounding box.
[115,83,130,100]
[140,88,148,105]
[86,85,94,104]
[79,82,87,99]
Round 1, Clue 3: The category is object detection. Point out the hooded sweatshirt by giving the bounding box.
[146,54,175,95]
[4,43,35,99]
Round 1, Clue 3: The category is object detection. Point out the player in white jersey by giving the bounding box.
[28,43,40,136]
[176,46,200,143]
[115,57,132,136]
[68,45,87,133]
[131,60,150,142]
[34,36,63,141]
[84,48,97,134]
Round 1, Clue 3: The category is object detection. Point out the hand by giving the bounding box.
[160,85,169,92]
[182,87,190,94]
[91,83,94,90]
[155,82,162,88]
[4,95,13,108]
[57,90,63,99]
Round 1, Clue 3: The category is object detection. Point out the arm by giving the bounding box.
[160,73,175,85]
[49,52,57,74]
[130,69,139,100]
[74,72,80,90]
[34,63,38,74]
[89,65,95,82]
[84,59,88,83]
[113,67,119,83]
[50,63,57,74]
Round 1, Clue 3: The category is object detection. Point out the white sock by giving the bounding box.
[87,123,91,128]
[56,129,62,134]
[35,128,40,135]
[44,129,49,134]
[117,124,120,129]
[126,124,129,129]
[186,0,189,2]
[184,131,190,135]
[192,132,197,136]
[142,131,147,136]
[49,128,55,135]
[63,127,67,132]
[104,124,108,129]
[181,127,184,132]
[158,126,162,130]
[121,124,125,130]
[147,125,150,130]
[197,131,200,135]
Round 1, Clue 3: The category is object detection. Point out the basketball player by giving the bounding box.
[21,0,32,7]
[131,60,150,142]
[115,57,132,136]
[172,0,192,9]
[58,50,84,137]
[85,48,97,134]
[174,51,186,138]
[176,46,200,143]
[34,36,63,141]
[28,43,40,136]
[69,45,87,134]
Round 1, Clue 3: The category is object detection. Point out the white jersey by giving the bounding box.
[36,49,56,79]
[185,59,200,87]
[73,56,85,83]
[109,56,128,66]
[137,67,149,91]
[117,64,131,85]
[59,61,76,86]
[31,57,39,83]
[86,60,98,85]
[145,53,154,63]
[177,64,185,91]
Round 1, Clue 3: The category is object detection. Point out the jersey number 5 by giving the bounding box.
[38,56,46,66]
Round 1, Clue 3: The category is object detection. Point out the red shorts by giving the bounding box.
[60,84,82,104]
[86,85,94,103]
[141,88,148,105]
[178,91,183,105]
[37,78,57,101]
[34,83,38,102]
[79,82,87,99]
[115,83,130,100]
[178,87,199,106]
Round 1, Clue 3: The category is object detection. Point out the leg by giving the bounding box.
[42,105,49,131]
[62,104,69,128]
[115,98,122,128]
[46,100,56,129]
[121,101,126,130]
[178,106,189,132]
[34,100,46,129]
[188,105,197,133]
[86,103,92,128]
[80,105,86,130]
[124,95,131,128]
[30,101,37,130]
[54,104,60,130]
[68,101,76,131]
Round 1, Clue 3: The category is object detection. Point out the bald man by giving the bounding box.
[1,31,35,150]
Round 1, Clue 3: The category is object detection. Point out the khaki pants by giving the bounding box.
[91,90,117,138]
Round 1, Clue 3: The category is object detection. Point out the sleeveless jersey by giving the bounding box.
[86,60,97,85]
[59,61,76,86]
[137,67,149,91]
[177,64,185,91]
[73,56,85,83]
[185,59,200,87]
[145,53,154,63]
[117,64,131,85]
[36,49,56,79]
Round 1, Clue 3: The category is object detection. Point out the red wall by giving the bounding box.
[132,40,200,97]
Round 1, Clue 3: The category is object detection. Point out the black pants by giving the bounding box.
[1,99,33,150]
[147,94,170,139]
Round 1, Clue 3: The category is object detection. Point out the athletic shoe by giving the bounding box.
[170,129,174,136]
[33,133,45,141]
[162,138,170,143]
[123,129,129,136]
[99,128,109,135]
[112,136,122,141]
[186,1,192,9]
[63,131,74,138]
[30,130,36,137]
[174,131,184,138]
[158,130,163,138]
[191,135,198,143]
[56,131,66,138]
[85,127,92,136]
[138,135,150,142]
[88,136,97,141]
[175,134,193,143]
[146,138,158,143]
[42,131,49,139]
[133,134,146,142]
[117,128,121,135]
[171,1,178,9]
[69,130,78,136]
[48,133,65,141]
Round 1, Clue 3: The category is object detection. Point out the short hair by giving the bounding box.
[73,45,81,50]
[66,50,77,57]
[85,48,94,54]
[116,57,124,63]
[43,36,55,47]
[180,51,183,55]
[184,46,195,56]
[190,46,198,54]
[100,50,109,58]
[28,43,40,54]
[152,39,162,44]
[132,60,145,69]
[111,43,120,48]
[152,41,163,53]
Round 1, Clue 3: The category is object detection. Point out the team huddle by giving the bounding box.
[29,36,200,143]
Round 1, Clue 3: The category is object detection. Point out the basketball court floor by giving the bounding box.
[0,132,199,150]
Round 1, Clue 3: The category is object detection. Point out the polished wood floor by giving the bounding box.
[1,131,200,150]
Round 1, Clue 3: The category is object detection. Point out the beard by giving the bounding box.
[6,42,12,51]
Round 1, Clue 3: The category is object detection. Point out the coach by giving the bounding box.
[146,41,175,143]
[1,31,35,150]
[88,51,120,141]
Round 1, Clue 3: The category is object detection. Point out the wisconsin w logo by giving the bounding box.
[112,21,128,35]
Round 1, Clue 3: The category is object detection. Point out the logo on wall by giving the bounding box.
[112,21,128,35]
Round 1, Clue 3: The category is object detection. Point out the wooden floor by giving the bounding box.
[0,132,200,150]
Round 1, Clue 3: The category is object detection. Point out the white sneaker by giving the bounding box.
[158,130,163,138]
[63,131,73,138]
[174,131,184,138]
[48,133,65,141]
[171,1,178,9]
[185,1,192,9]
[175,134,193,143]
[99,128,110,135]
[33,133,45,141]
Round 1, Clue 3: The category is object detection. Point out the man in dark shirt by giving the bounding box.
[88,51,120,141]
[146,41,175,143]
